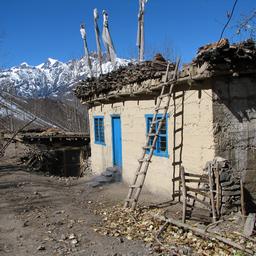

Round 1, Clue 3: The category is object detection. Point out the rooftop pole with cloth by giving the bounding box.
[102,10,116,67]
[93,8,103,75]
[137,0,148,63]
[80,24,93,77]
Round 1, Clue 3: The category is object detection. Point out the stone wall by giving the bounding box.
[212,76,256,210]
[89,88,215,198]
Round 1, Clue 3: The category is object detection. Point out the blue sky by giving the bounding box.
[0,0,255,68]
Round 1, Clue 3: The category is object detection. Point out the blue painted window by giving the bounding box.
[145,114,168,157]
[94,116,105,145]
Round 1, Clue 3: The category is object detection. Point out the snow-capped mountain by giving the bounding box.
[0,56,129,98]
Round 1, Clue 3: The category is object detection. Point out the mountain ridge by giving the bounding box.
[0,56,129,99]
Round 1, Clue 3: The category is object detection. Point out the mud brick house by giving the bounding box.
[75,39,256,208]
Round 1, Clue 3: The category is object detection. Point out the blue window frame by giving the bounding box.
[145,114,168,157]
[94,116,105,145]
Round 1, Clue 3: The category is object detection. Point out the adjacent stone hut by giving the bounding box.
[75,39,256,207]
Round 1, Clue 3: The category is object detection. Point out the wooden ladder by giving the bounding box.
[124,59,180,210]
[172,90,185,201]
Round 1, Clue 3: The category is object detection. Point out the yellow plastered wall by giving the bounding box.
[89,89,215,197]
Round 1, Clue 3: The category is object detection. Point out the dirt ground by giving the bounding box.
[0,161,153,256]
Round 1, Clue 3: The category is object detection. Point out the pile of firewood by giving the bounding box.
[194,39,256,72]
[22,148,59,175]
[75,55,174,99]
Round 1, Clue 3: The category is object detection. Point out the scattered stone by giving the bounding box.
[23,220,29,227]
[71,239,78,245]
[37,245,46,251]
[118,237,124,243]
[55,210,65,215]
[68,233,75,240]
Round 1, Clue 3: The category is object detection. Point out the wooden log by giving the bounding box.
[152,214,254,255]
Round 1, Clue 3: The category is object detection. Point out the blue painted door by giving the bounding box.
[112,116,122,168]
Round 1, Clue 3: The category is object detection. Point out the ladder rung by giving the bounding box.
[172,161,182,166]
[138,158,151,163]
[151,120,160,124]
[173,93,184,100]
[173,144,182,150]
[129,185,142,189]
[155,106,168,111]
[125,198,136,202]
[173,111,183,117]
[143,146,155,150]
[147,133,158,137]
[174,128,183,133]
[136,171,147,176]
[159,93,171,99]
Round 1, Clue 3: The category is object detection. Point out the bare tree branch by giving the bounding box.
[236,9,256,39]
[218,0,239,44]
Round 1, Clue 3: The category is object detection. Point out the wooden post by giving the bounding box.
[180,166,187,223]
[208,164,217,222]
[80,24,93,77]
[215,163,221,218]
[137,0,146,62]
[240,177,246,223]
[93,8,103,74]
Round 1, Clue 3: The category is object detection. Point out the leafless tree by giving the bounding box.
[235,9,256,39]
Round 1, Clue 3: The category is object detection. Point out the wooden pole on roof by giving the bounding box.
[137,0,147,62]
[93,8,103,75]
[80,24,93,77]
